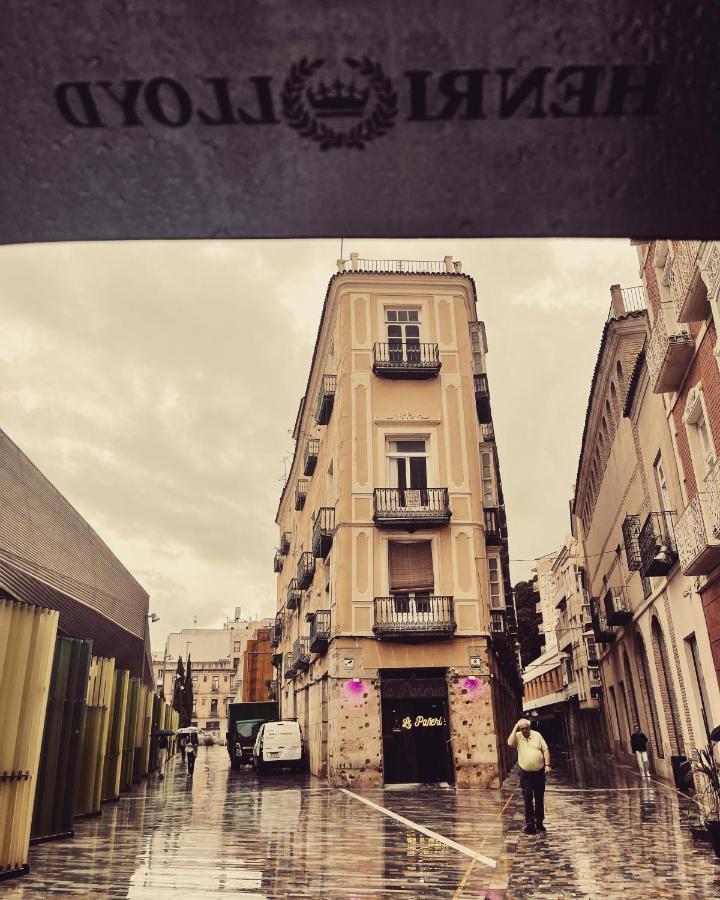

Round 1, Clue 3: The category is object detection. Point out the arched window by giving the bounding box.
[610,382,620,419]
[634,631,664,757]
[605,398,614,430]
[622,647,641,728]
[650,617,685,756]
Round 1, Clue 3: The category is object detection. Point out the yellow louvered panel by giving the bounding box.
[75,656,115,818]
[102,668,128,802]
[0,599,58,878]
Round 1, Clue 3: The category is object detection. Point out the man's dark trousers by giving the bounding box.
[520,768,546,827]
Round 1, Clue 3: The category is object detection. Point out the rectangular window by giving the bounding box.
[233,641,241,651]
[481,450,496,506]
[192,677,198,691]
[212,676,219,691]
[685,634,713,740]
[653,455,672,512]
[210,698,218,715]
[387,439,428,494]
[488,557,504,608]
[388,541,434,593]
[233,657,240,669]
[386,308,421,363]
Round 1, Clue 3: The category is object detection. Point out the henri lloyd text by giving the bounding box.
[54,60,664,150]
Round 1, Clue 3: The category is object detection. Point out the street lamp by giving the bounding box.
[141,611,160,687]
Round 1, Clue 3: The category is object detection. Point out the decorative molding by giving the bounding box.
[373,415,440,425]
[681,381,703,426]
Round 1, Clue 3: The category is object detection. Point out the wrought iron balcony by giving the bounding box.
[480,422,495,442]
[267,680,278,700]
[622,514,642,570]
[269,624,281,648]
[668,242,707,323]
[297,551,315,589]
[315,375,337,425]
[591,595,615,644]
[604,586,632,626]
[284,651,296,679]
[373,596,456,641]
[474,374,492,424]
[304,438,320,476]
[312,507,335,559]
[271,651,282,668]
[674,490,720,576]
[280,532,291,555]
[287,578,301,610]
[273,550,283,574]
[372,342,441,378]
[638,511,678,576]
[484,508,505,546]
[586,640,600,668]
[490,610,507,641]
[646,304,693,394]
[373,487,451,529]
[309,610,331,654]
[291,637,311,673]
[295,479,308,511]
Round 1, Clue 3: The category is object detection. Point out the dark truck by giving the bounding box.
[227,701,278,769]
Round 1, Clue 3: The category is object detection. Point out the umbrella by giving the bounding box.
[151,729,175,737]
[176,726,200,735]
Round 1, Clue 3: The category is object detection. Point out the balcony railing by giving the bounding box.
[372,342,441,379]
[638,511,678,577]
[280,532,291,555]
[304,438,320,476]
[646,304,693,394]
[591,595,615,644]
[315,375,337,425]
[373,487,451,529]
[273,550,283,574]
[669,242,707,323]
[312,507,335,559]
[586,640,600,667]
[295,479,308,511]
[373,596,456,641]
[284,651,296,679]
[604,586,632,627]
[480,422,495,442]
[297,551,315,590]
[344,258,449,274]
[269,623,282,648]
[291,637,310,673]
[287,578,301,610]
[309,610,331,654]
[474,374,492,424]
[271,651,282,669]
[622,514,642,570]
[267,680,278,700]
[675,490,720,576]
[484,508,504,545]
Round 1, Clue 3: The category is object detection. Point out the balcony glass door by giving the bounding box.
[386,309,420,364]
[388,439,428,506]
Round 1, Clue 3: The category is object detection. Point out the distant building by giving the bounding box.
[239,627,274,702]
[153,613,272,736]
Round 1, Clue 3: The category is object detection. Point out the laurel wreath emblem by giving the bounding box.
[282,56,398,150]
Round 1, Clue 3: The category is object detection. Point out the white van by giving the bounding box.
[253,720,304,773]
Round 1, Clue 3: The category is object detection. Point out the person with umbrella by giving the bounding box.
[153,728,174,780]
[186,729,199,776]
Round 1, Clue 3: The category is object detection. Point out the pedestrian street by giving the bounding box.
[4,746,719,899]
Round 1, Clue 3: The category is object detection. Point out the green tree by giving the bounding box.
[172,656,184,714]
[182,656,194,727]
[513,578,544,667]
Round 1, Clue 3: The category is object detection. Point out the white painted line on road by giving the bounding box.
[339,788,497,869]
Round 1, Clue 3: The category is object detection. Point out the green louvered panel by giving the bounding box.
[102,669,128,802]
[120,678,140,792]
[30,637,92,843]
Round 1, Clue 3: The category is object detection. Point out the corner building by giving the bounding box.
[272,255,520,788]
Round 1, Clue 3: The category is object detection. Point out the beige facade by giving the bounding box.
[573,286,720,783]
[522,538,606,750]
[272,256,520,788]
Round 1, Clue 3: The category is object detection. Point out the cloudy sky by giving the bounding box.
[0,238,640,647]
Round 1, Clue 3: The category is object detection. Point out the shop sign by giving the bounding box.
[381,678,446,700]
[401,715,445,729]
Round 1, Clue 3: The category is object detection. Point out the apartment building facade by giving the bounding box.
[272,255,520,788]
[523,538,605,750]
[573,283,720,784]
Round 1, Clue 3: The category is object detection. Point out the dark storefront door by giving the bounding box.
[380,674,453,785]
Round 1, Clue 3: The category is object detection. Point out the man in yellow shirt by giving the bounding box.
[507,718,552,834]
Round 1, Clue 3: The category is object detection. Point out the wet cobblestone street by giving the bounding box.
[4,746,720,899]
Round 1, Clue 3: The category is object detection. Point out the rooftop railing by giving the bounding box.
[341,258,450,274]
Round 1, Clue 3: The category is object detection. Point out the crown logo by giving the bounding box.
[306,78,369,118]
